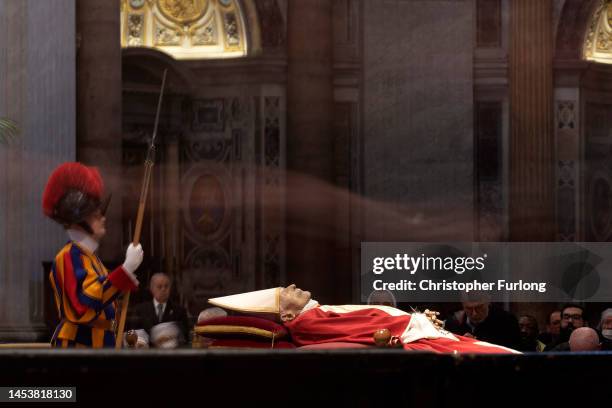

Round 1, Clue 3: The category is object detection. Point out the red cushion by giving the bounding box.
[195,316,289,340]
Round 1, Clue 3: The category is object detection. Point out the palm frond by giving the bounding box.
[0,118,19,145]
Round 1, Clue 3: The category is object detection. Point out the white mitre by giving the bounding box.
[208,288,282,321]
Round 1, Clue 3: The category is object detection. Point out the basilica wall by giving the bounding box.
[0,0,76,340]
[3,0,612,340]
[361,0,475,245]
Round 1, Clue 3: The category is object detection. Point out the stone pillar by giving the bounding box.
[0,0,76,341]
[286,0,334,302]
[76,0,123,260]
[509,0,555,241]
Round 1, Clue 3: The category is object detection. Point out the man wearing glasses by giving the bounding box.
[546,304,586,351]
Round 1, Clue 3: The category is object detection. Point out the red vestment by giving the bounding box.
[285,305,518,354]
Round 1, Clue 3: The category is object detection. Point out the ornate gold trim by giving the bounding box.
[121,0,246,59]
[154,15,183,46]
[157,0,209,25]
[584,0,612,61]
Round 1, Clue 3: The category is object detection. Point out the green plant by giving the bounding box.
[0,118,19,145]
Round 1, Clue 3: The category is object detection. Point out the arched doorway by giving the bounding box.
[120,0,288,317]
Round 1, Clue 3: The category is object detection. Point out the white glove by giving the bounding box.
[122,243,143,274]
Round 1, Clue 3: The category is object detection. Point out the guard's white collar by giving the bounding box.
[67,228,99,254]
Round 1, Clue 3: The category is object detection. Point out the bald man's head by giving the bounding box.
[569,327,600,352]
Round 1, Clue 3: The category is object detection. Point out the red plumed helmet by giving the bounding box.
[42,162,105,226]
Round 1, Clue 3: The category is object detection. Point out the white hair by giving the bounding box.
[150,322,181,349]
[597,308,612,330]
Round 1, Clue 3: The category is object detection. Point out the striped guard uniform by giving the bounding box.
[49,242,137,348]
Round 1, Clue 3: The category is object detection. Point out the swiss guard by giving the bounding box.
[42,162,143,348]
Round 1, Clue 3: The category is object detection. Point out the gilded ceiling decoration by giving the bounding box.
[120,0,247,59]
[584,0,612,63]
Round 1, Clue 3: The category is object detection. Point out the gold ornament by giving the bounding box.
[157,0,207,24]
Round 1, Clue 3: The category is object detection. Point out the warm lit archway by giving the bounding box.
[120,0,248,59]
[583,0,612,63]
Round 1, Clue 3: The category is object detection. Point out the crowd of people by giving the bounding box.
[442,300,612,352]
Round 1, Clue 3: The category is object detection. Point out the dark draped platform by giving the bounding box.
[1,349,611,406]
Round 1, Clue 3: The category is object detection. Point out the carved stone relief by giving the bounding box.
[154,16,183,46]
[127,13,145,46]
[158,0,208,24]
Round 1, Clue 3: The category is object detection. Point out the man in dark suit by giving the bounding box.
[444,299,521,350]
[128,273,191,346]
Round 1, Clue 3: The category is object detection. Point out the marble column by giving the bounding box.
[0,0,76,341]
[76,0,123,261]
[286,0,334,302]
[509,0,555,241]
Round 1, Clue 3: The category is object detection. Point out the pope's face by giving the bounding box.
[279,284,311,322]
